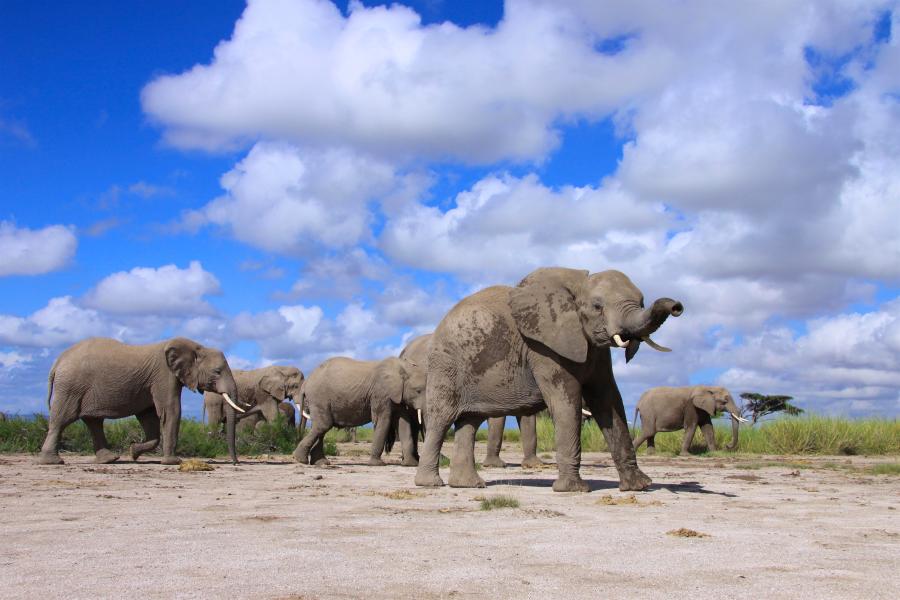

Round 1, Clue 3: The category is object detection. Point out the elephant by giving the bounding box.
[204,365,304,463]
[414,267,683,492]
[396,333,433,460]
[293,356,425,467]
[38,337,245,465]
[484,405,594,469]
[632,385,748,455]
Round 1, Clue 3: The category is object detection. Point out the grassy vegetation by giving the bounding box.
[869,462,900,475]
[479,495,520,510]
[534,413,899,455]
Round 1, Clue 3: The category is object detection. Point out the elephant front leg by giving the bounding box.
[585,385,651,492]
[448,416,485,488]
[83,417,119,464]
[159,402,182,466]
[368,413,392,466]
[397,410,419,467]
[482,417,507,468]
[518,414,543,468]
[700,422,717,452]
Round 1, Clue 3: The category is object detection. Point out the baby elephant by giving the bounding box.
[632,386,748,455]
[293,356,425,467]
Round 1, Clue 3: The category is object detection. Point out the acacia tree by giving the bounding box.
[739,392,803,424]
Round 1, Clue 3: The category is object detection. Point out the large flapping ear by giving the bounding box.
[259,371,287,402]
[164,338,201,391]
[374,358,407,405]
[691,387,717,416]
[509,267,589,363]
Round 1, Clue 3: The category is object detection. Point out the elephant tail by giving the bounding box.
[633,405,640,434]
[46,364,57,413]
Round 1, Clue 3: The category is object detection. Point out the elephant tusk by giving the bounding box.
[641,335,672,352]
[222,393,246,414]
[612,334,630,348]
[581,408,593,417]
[302,411,311,420]
[730,412,749,423]
[417,409,422,425]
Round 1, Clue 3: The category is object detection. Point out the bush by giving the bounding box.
[479,495,520,510]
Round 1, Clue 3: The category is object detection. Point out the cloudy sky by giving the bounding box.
[2,0,898,419]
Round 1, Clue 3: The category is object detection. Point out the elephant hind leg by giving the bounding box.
[448,415,485,488]
[131,408,160,462]
[37,387,80,464]
[482,417,507,468]
[518,414,543,468]
[83,417,119,464]
[37,416,76,464]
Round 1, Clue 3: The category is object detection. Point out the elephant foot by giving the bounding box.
[618,469,652,492]
[161,456,182,466]
[552,475,590,493]
[293,450,310,465]
[400,457,419,467]
[520,456,544,469]
[482,455,507,468]
[313,458,331,467]
[448,470,486,488]
[414,470,444,487]
[36,452,64,465]
[367,457,386,466]
[644,446,656,455]
[94,449,119,464]
[130,445,141,462]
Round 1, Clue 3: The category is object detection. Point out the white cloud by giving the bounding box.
[83,261,221,316]
[0,221,77,276]
[0,297,109,348]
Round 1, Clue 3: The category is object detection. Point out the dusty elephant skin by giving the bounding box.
[37,337,243,466]
[204,365,304,463]
[633,385,746,455]
[293,356,425,467]
[415,267,683,492]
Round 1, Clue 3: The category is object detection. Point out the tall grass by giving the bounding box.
[533,413,899,455]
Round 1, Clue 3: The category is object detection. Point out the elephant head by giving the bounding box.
[509,267,683,364]
[373,357,426,408]
[691,385,746,450]
[164,338,241,403]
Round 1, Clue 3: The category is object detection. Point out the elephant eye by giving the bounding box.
[592,301,603,311]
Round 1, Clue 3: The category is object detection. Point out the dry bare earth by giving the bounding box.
[1,443,898,599]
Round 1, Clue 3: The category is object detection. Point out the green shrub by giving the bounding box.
[479,495,520,510]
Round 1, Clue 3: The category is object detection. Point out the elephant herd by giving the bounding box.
[36,266,747,493]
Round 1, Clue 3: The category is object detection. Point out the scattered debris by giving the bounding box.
[178,459,215,472]
[667,528,710,538]
[370,489,423,500]
[596,494,662,507]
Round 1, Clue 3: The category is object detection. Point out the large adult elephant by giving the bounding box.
[293,356,425,467]
[204,365,304,463]
[632,385,747,455]
[414,267,683,492]
[38,337,246,465]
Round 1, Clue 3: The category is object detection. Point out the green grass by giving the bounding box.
[479,495,520,510]
[869,462,900,475]
[533,413,899,455]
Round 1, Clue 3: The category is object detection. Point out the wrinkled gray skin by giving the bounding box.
[396,334,433,463]
[38,337,243,466]
[204,365,304,464]
[293,356,426,467]
[633,386,742,455]
[414,267,683,492]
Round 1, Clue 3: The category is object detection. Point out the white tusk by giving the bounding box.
[730,413,749,423]
[417,409,422,425]
[302,411,311,420]
[222,393,245,414]
[641,336,672,352]
[612,334,630,348]
[581,408,593,417]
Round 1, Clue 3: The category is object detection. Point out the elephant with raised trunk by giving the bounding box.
[38,337,246,465]
[414,267,683,492]
[293,356,425,467]
[204,365,304,463]
[632,385,747,455]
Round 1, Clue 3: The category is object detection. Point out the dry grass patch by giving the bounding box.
[667,528,710,538]
[178,459,215,472]
[371,489,423,500]
[596,494,661,507]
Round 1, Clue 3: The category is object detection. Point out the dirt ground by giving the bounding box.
[1,443,898,599]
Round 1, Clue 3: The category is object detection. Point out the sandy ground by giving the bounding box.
[1,443,898,599]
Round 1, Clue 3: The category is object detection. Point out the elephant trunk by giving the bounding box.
[626,298,683,338]
[724,396,743,451]
[225,404,238,464]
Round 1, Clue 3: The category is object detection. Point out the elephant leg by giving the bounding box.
[38,413,77,465]
[294,415,332,466]
[586,383,651,492]
[159,403,182,466]
[368,414,392,466]
[700,423,717,451]
[83,417,118,464]
[397,411,419,467]
[130,407,160,461]
[646,435,657,455]
[681,424,698,455]
[632,430,653,452]
[414,407,453,488]
[482,417,507,468]
[518,414,543,468]
[350,427,358,443]
[448,416,485,488]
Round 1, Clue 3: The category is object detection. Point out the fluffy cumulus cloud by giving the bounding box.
[0,221,77,276]
[83,261,221,316]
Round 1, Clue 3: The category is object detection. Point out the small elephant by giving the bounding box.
[38,337,245,466]
[293,356,425,467]
[397,333,433,460]
[204,365,304,463]
[414,267,682,492]
[632,385,748,455]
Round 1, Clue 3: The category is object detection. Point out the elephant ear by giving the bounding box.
[509,267,589,363]
[164,338,201,392]
[259,372,287,402]
[374,358,407,405]
[691,388,717,416]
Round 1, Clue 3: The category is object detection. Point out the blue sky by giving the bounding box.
[2,0,899,419]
